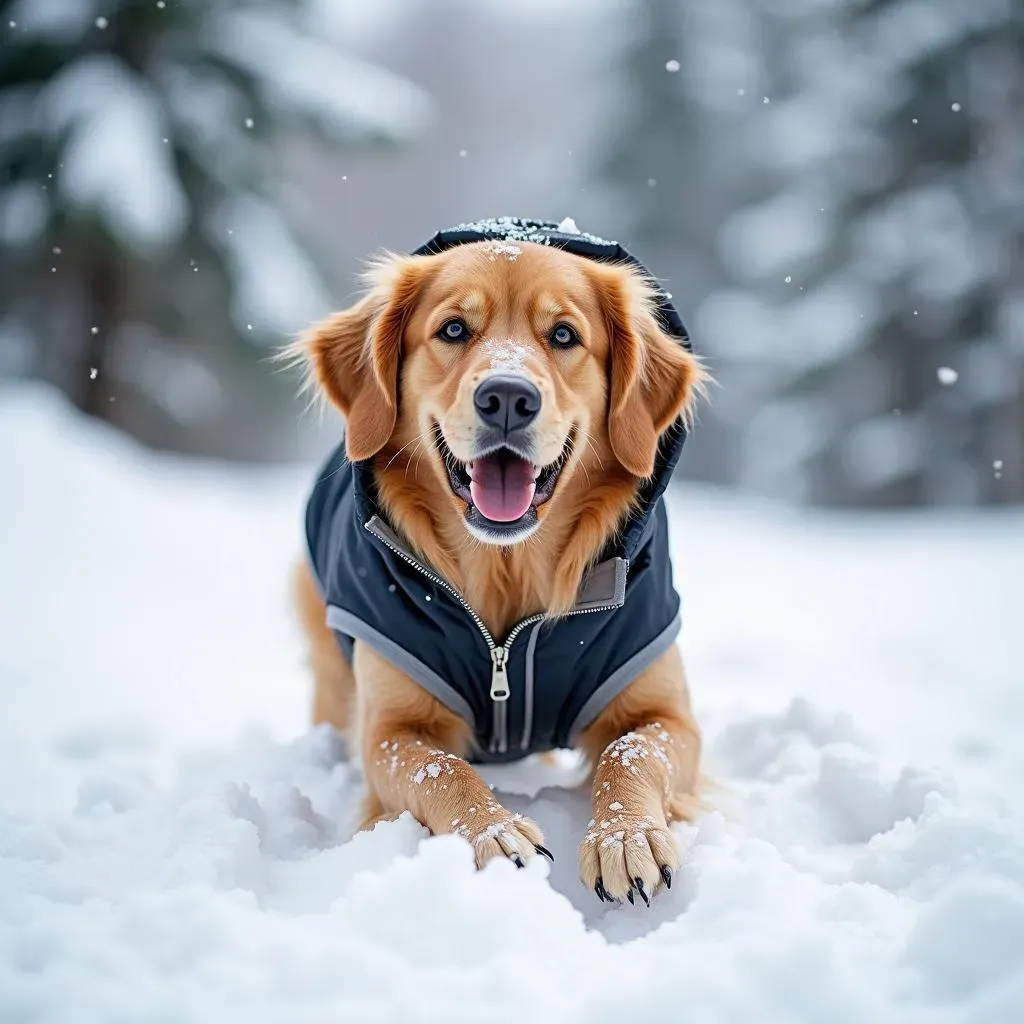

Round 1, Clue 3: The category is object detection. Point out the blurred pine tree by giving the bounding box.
[593,0,702,300]
[0,0,427,457]
[590,0,748,485]
[708,0,1023,506]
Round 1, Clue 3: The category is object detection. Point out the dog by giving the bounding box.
[292,218,705,905]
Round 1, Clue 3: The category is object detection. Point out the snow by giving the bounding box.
[39,57,186,251]
[6,0,101,42]
[842,414,928,490]
[0,181,47,247]
[1,383,1022,1022]
[719,190,830,281]
[449,215,614,247]
[484,339,530,373]
[205,8,429,143]
[484,241,522,262]
[937,366,960,386]
[210,194,333,338]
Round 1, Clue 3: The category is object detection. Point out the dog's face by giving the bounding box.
[302,241,702,546]
[395,243,620,544]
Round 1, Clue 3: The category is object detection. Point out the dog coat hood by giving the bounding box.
[305,218,690,761]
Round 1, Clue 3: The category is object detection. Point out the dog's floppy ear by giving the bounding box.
[300,255,429,462]
[598,266,705,479]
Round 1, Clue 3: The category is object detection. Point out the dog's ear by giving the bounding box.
[598,266,705,479]
[300,255,430,462]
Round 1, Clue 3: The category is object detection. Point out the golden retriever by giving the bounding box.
[291,225,705,906]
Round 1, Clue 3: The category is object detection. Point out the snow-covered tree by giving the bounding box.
[0,0,427,451]
[591,0,775,485]
[593,0,707,312]
[703,0,1023,506]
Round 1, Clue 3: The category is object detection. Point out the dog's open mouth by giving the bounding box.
[436,426,574,527]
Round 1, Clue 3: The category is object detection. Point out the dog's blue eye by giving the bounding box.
[438,318,469,343]
[549,323,579,348]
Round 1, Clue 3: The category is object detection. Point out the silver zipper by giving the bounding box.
[367,517,546,698]
[491,614,543,697]
[488,646,510,700]
[365,516,626,752]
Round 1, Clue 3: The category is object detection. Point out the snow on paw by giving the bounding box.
[449,800,548,870]
[579,812,677,906]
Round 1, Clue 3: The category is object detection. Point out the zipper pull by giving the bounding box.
[489,647,510,701]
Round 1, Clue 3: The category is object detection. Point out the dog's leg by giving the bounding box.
[577,643,701,905]
[354,642,549,868]
[293,560,356,735]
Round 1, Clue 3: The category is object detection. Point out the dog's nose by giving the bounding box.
[474,375,541,435]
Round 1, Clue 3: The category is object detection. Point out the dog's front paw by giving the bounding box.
[579,810,677,906]
[450,801,552,870]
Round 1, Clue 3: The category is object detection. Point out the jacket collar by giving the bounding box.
[363,509,628,612]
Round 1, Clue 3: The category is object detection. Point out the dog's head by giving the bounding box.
[300,240,703,546]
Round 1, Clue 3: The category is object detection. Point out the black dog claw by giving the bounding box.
[512,854,525,869]
[626,888,635,905]
[635,878,650,907]
[660,865,673,890]
[534,844,554,862]
[595,878,609,903]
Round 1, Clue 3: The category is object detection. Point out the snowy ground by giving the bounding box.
[1,384,1022,1023]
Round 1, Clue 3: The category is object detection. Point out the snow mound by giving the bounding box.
[1,384,1022,1022]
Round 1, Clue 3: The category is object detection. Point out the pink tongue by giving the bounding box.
[468,452,537,522]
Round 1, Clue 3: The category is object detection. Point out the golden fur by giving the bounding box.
[292,240,705,902]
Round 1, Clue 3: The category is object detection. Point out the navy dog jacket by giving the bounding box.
[305,218,692,761]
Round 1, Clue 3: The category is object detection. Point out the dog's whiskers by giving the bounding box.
[565,434,593,489]
[409,432,443,484]
[385,431,435,474]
